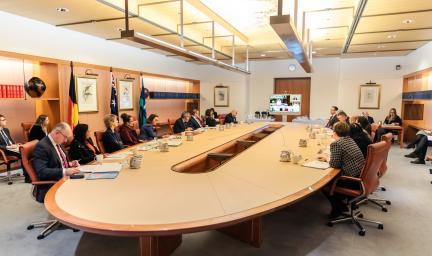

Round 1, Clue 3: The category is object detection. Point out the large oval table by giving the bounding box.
[45,122,339,256]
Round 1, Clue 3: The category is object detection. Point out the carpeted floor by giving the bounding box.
[1,145,431,256]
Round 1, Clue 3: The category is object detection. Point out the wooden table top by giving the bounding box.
[45,123,339,236]
[381,124,403,130]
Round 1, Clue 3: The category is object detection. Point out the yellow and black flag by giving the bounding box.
[67,62,79,129]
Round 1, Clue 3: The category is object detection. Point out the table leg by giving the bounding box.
[218,217,262,248]
[399,129,404,148]
[139,234,182,256]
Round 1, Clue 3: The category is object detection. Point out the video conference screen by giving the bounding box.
[269,94,301,113]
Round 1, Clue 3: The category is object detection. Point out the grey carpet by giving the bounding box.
[1,145,431,256]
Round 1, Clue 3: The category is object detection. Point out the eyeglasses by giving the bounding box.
[58,131,70,141]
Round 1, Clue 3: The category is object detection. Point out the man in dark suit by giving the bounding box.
[325,106,339,129]
[224,110,238,124]
[32,122,80,202]
[188,109,204,130]
[173,111,193,134]
[362,111,375,124]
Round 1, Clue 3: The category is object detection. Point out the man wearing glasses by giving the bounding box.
[32,122,80,202]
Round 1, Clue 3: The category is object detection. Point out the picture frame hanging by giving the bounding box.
[358,84,381,109]
[76,76,98,112]
[118,79,134,110]
[214,85,229,107]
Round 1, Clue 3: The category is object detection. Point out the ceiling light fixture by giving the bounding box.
[260,53,266,57]
[312,51,317,54]
[377,45,386,49]
[56,7,69,13]
[387,34,397,39]
[402,19,414,24]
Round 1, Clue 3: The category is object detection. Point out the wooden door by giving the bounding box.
[274,78,311,122]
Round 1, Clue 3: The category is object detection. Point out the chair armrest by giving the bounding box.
[329,176,362,196]
[0,149,7,162]
[32,180,57,185]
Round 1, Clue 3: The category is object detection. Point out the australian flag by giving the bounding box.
[110,71,118,116]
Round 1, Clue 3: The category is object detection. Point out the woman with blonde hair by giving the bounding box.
[29,114,49,141]
[102,114,124,153]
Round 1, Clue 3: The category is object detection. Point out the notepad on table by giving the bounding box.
[78,163,123,173]
[105,153,128,159]
[303,160,330,170]
[86,172,119,180]
[168,140,182,146]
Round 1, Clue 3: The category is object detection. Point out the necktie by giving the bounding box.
[56,144,69,168]
[1,129,12,146]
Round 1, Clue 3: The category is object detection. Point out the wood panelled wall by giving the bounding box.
[274,78,311,122]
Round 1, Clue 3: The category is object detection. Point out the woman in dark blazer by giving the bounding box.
[205,109,217,127]
[102,114,124,153]
[140,114,159,140]
[349,123,372,158]
[28,114,49,141]
[118,113,140,146]
[69,123,100,164]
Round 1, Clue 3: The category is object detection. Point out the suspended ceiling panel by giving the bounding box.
[351,29,432,45]
[362,0,432,15]
[348,41,426,53]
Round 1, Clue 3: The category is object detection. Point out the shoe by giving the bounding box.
[411,159,425,164]
[405,152,418,158]
[406,144,415,149]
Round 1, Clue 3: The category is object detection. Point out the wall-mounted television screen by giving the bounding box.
[269,94,301,114]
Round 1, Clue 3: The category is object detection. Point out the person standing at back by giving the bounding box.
[325,106,339,129]
[32,122,80,202]
[29,114,49,141]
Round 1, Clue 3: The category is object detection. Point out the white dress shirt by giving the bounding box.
[48,134,67,176]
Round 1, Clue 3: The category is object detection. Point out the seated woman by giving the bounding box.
[319,122,365,218]
[140,114,159,141]
[69,123,101,165]
[374,108,403,142]
[405,130,432,164]
[357,116,372,137]
[118,113,140,146]
[102,114,124,153]
[205,109,217,127]
[28,114,49,141]
[336,110,349,124]
[349,123,372,158]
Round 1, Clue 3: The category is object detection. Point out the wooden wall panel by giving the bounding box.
[274,78,311,122]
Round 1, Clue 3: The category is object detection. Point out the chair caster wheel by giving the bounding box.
[73,229,79,232]
[37,234,45,240]
[27,225,34,230]
[358,214,364,218]
[382,208,388,212]
[358,230,366,236]
[8,181,12,185]
[327,222,333,227]
[385,201,391,205]
[378,224,384,230]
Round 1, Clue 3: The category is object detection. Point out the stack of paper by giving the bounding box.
[104,153,129,159]
[79,163,123,173]
[302,160,330,170]
[86,172,119,180]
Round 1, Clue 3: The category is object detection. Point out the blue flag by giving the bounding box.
[110,72,118,116]
[139,77,147,128]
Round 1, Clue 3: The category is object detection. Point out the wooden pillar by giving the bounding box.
[218,217,263,248]
[139,234,182,256]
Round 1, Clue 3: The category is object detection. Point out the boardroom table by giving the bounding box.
[45,122,339,256]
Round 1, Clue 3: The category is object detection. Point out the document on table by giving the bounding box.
[79,163,123,173]
[86,172,119,180]
[303,160,330,170]
[104,153,129,159]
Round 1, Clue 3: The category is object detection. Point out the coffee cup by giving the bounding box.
[159,141,169,152]
[299,139,308,147]
[219,125,225,131]
[95,154,104,164]
[280,150,291,162]
[292,154,302,164]
[186,131,193,141]
[129,155,143,169]
[181,131,186,136]
[309,132,316,139]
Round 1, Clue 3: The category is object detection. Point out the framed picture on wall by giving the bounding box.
[214,85,229,107]
[359,84,381,109]
[118,79,134,110]
[76,76,98,112]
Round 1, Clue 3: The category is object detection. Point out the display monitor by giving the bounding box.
[269,94,301,114]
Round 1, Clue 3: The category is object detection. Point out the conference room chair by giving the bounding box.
[167,119,175,134]
[370,123,380,141]
[94,131,107,154]
[327,141,388,236]
[20,140,78,239]
[0,148,20,185]
[21,122,33,142]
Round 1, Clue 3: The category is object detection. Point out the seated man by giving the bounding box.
[224,110,238,124]
[173,111,193,134]
[188,109,204,130]
[325,106,339,129]
[319,122,365,218]
[32,122,80,202]
[362,111,374,124]
[405,130,432,164]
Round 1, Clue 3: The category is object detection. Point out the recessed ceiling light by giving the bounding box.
[402,19,414,24]
[56,7,69,13]
[260,53,266,57]
[387,34,397,39]
[312,51,317,54]
[377,45,386,49]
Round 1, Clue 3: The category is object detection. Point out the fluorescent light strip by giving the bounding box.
[134,32,249,74]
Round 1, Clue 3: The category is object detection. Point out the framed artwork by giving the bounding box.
[118,79,134,110]
[359,84,381,109]
[76,76,98,112]
[214,85,229,107]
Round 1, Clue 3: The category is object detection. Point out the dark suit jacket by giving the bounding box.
[366,116,374,124]
[28,125,47,141]
[325,115,338,129]
[102,129,124,153]
[173,118,190,134]
[69,138,100,165]
[384,115,402,126]
[140,124,157,140]
[0,128,15,149]
[205,117,217,127]
[188,116,203,130]
[224,113,237,124]
[32,136,66,202]
[118,124,139,146]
